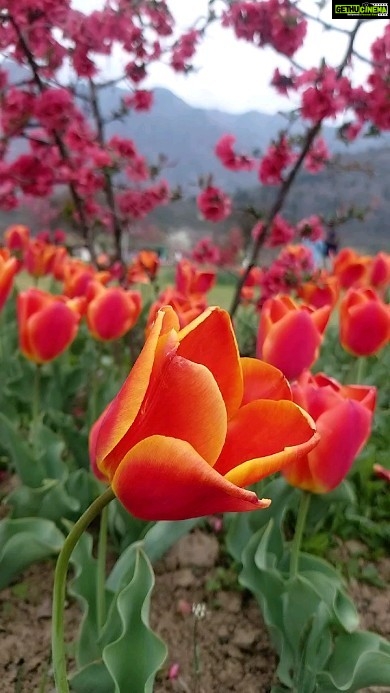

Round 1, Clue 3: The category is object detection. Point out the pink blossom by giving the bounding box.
[296,215,324,242]
[197,186,232,222]
[124,89,154,111]
[215,134,255,172]
[265,214,295,247]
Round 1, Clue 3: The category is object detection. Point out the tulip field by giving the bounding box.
[0,224,390,692]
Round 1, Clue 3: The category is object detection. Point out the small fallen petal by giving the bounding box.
[177,598,192,616]
[169,663,180,680]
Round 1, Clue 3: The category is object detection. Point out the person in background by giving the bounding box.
[324,229,339,267]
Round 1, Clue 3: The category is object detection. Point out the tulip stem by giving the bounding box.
[355,357,366,384]
[31,364,42,458]
[52,486,116,693]
[290,491,311,578]
[97,504,108,632]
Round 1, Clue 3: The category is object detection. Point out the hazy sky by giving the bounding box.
[73,0,387,114]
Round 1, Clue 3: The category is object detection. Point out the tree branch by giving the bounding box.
[229,19,364,317]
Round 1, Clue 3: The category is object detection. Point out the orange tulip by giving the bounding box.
[0,249,18,312]
[175,259,216,296]
[127,250,160,284]
[18,288,84,363]
[62,260,110,298]
[89,306,319,520]
[339,287,390,356]
[23,239,57,278]
[297,272,340,310]
[283,371,376,493]
[332,248,370,289]
[146,287,207,332]
[86,282,142,341]
[257,295,331,381]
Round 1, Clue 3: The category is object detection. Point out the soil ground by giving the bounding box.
[1,530,389,693]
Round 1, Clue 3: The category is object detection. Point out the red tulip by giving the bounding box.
[339,287,390,356]
[257,295,331,381]
[0,249,18,312]
[282,371,376,493]
[368,252,390,291]
[18,288,84,363]
[4,224,30,254]
[86,282,142,341]
[89,306,319,520]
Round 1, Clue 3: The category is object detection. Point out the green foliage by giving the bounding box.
[225,479,390,692]
[69,544,167,693]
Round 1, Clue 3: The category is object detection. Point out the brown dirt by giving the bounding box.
[0,530,389,693]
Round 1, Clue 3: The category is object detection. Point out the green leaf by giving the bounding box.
[102,546,167,693]
[319,631,390,691]
[7,478,79,521]
[35,423,68,479]
[69,660,114,693]
[0,517,64,589]
[68,529,103,668]
[0,412,45,486]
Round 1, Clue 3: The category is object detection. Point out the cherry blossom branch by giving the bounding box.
[88,78,124,264]
[8,14,97,262]
[229,19,364,318]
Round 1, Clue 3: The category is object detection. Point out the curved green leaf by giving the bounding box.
[0,517,64,589]
[102,546,167,693]
[319,631,390,691]
[69,660,114,693]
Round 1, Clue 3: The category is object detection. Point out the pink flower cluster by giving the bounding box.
[197,186,232,223]
[222,0,307,57]
[259,135,295,185]
[259,244,315,305]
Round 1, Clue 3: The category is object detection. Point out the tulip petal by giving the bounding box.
[214,399,318,478]
[111,435,270,521]
[241,357,291,405]
[102,352,227,478]
[94,309,169,465]
[308,400,373,491]
[177,307,243,418]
